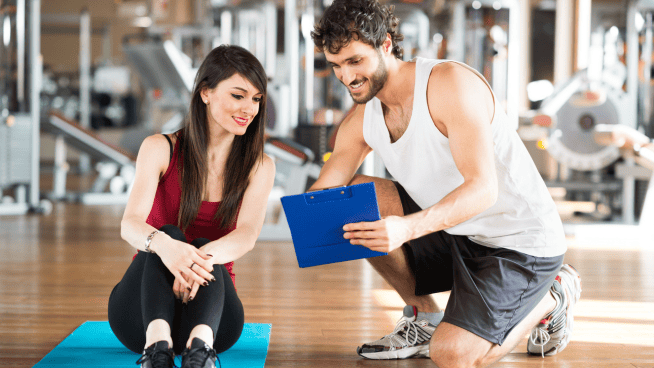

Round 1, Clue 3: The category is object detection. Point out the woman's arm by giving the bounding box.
[120,134,214,289]
[200,153,276,264]
[120,135,170,252]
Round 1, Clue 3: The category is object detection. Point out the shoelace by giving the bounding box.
[529,326,551,358]
[135,347,176,368]
[182,344,217,368]
[387,318,420,349]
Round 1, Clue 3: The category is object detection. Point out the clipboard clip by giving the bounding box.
[306,184,347,193]
[305,186,353,203]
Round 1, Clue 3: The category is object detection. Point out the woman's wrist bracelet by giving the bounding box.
[144,230,160,253]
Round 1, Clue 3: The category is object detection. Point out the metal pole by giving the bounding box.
[642,13,652,125]
[285,0,299,132]
[302,9,314,125]
[506,0,520,129]
[450,1,465,62]
[102,24,112,63]
[238,11,249,50]
[17,0,25,111]
[576,0,591,71]
[627,0,639,129]
[79,8,91,173]
[220,10,232,45]
[29,0,41,209]
[623,157,636,224]
[264,1,277,79]
[554,0,573,86]
[517,0,532,114]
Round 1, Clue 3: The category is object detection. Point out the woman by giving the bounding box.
[108,45,275,368]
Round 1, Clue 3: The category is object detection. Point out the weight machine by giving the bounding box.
[528,0,654,224]
[0,0,50,215]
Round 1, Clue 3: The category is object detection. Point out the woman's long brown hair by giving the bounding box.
[177,45,267,231]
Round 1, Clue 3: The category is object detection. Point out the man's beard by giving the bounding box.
[347,51,388,104]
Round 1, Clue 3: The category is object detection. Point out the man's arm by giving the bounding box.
[344,63,498,252]
[308,104,372,191]
[407,62,498,236]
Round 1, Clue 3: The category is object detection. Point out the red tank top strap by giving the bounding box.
[161,133,181,182]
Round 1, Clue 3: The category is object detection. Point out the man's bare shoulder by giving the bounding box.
[341,103,366,129]
[424,62,494,135]
[428,62,489,95]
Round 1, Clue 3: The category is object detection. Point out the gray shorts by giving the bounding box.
[394,182,564,345]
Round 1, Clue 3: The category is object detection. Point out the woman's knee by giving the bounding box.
[158,224,186,242]
[214,319,243,354]
[213,294,244,354]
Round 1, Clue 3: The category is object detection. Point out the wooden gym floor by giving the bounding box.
[0,181,653,367]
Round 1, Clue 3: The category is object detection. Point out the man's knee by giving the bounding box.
[430,346,481,368]
[348,174,372,186]
[429,335,498,368]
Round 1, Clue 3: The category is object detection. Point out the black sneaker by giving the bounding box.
[135,341,176,368]
[181,338,217,368]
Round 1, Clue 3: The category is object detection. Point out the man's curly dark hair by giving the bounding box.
[311,0,404,59]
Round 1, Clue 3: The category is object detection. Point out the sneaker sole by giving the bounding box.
[527,264,582,357]
[559,264,581,353]
[357,344,429,360]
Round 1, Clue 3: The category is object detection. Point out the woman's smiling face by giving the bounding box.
[201,73,263,136]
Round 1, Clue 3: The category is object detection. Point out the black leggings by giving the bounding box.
[108,225,244,355]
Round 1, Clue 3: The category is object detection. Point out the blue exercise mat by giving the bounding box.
[33,321,271,368]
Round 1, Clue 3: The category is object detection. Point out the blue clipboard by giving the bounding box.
[280,182,388,268]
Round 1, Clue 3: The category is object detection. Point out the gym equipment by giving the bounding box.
[393,4,430,61]
[122,34,195,142]
[259,136,321,241]
[451,0,521,128]
[527,0,654,223]
[530,69,632,221]
[0,0,50,215]
[537,70,629,172]
[43,111,136,205]
[594,124,654,229]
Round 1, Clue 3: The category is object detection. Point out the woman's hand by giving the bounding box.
[151,236,215,291]
[173,275,191,302]
[173,276,203,304]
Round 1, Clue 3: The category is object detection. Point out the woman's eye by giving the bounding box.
[254,97,262,103]
[352,59,361,65]
[232,94,244,100]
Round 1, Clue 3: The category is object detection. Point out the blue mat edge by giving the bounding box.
[33,321,272,367]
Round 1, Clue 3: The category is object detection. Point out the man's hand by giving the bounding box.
[343,216,413,253]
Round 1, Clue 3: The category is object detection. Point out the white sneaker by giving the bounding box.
[357,305,437,360]
[527,264,582,357]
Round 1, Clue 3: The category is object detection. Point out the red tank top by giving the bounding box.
[144,135,236,287]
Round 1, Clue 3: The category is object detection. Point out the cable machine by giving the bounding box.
[0,0,50,215]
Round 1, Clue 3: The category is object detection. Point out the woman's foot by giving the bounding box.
[181,338,217,368]
[135,341,175,368]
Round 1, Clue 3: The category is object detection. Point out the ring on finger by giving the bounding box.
[190,262,196,270]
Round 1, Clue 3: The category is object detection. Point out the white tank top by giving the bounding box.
[362,57,566,257]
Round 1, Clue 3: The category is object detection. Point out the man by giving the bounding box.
[308,1,581,367]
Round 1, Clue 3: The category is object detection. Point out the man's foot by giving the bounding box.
[357,305,437,360]
[136,341,175,368]
[527,264,582,357]
[181,338,217,368]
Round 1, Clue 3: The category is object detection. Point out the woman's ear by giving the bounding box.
[200,87,209,104]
